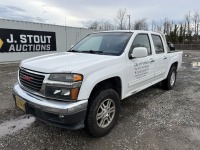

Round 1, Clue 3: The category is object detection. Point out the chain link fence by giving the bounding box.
[174,44,200,50]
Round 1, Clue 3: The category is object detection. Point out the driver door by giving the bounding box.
[126,33,156,95]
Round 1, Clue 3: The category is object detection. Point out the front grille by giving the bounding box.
[19,68,45,92]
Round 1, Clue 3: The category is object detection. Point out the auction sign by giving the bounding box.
[0,28,56,53]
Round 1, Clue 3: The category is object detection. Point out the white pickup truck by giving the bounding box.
[13,30,182,137]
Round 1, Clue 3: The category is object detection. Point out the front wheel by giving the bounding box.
[162,66,177,90]
[85,89,120,137]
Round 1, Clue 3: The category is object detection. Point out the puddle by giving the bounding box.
[0,115,35,138]
[192,62,200,67]
[192,62,200,71]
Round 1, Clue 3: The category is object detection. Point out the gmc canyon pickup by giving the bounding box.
[13,30,182,137]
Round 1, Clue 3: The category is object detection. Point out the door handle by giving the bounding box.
[163,56,167,60]
[150,59,155,63]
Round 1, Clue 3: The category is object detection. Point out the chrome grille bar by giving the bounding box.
[19,68,45,92]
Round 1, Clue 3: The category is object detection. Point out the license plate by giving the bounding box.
[16,96,26,111]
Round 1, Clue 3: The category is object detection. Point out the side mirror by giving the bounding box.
[129,47,148,59]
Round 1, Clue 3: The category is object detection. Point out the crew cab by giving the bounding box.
[13,30,182,137]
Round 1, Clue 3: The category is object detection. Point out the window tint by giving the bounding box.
[151,35,164,54]
[131,34,151,55]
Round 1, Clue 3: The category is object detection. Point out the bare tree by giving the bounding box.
[193,11,200,38]
[185,12,192,34]
[185,12,193,43]
[169,20,174,33]
[197,12,200,41]
[97,20,114,31]
[154,20,162,32]
[183,22,187,43]
[151,20,157,31]
[197,15,200,37]
[102,21,114,30]
[163,18,171,35]
[88,21,99,30]
[87,20,115,31]
[114,8,127,30]
[133,18,148,30]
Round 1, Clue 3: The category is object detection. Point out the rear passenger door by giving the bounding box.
[151,34,168,80]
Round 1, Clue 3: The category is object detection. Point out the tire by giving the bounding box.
[162,66,177,90]
[85,89,120,137]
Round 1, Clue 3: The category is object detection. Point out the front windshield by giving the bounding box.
[70,32,132,56]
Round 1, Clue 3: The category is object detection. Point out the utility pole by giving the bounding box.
[127,15,131,30]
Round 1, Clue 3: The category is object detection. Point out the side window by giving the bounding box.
[151,35,164,54]
[130,34,151,55]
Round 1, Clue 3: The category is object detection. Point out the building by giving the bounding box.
[0,19,94,63]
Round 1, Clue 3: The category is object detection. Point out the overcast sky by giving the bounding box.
[0,0,199,28]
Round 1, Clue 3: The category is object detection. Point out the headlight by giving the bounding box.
[45,86,80,100]
[46,73,83,101]
[48,74,83,82]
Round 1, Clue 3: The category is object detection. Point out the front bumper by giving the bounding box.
[13,83,88,130]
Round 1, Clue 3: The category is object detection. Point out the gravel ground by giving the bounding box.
[0,50,200,150]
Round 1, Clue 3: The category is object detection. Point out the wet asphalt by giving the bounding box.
[0,50,200,150]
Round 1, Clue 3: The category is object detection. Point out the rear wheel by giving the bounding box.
[85,89,120,137]
[162,66,177,90]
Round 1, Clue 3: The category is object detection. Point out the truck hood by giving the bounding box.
[21,52,116,73]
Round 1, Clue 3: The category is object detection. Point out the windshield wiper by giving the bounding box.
[81,50,104,54]
[68,50,80,52]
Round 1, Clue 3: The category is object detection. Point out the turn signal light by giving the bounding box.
[73,74,83,82]
[70,88,80,100]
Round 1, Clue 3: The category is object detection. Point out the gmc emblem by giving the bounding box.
[22,75,33,82]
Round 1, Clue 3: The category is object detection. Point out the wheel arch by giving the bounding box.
[88,77,122,104]
[165,61,178,78]
[171,61,178,71]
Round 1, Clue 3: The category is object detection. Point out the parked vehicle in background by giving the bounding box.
[13,30,182,137]
[168,42,175,51]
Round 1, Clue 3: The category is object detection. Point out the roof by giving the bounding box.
[94,30,163,35]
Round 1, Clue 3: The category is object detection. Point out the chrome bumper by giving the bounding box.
[13,83,88,114]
